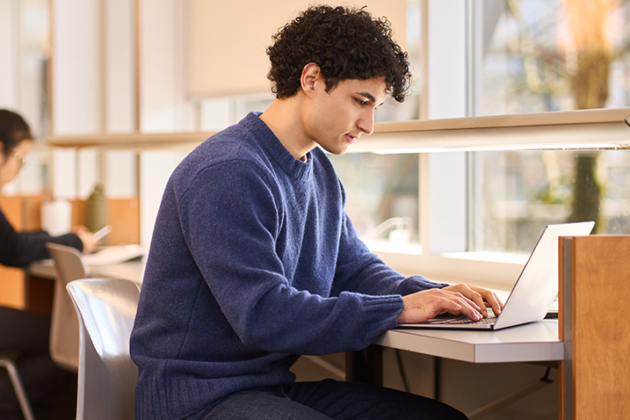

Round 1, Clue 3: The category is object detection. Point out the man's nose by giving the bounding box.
[357,110,375,135]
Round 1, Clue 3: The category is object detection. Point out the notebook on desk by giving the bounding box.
[83,245,147,266]
[399,221,595,331]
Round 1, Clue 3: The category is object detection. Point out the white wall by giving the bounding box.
[51,148,76,199]
[53,0,102,135]
[138,0,195,133]
[0,0,18,109]
[105,0,136,132]
[51,0,138,235]
[106,150,137,197]
[139,150,187,246]
[77,149,99,199]
[426,0,468,253]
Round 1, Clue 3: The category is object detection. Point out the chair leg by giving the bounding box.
[0,357,36,420]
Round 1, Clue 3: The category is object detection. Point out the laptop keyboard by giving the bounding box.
[430,316,497,325]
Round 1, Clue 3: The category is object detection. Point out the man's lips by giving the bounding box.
[345,134,359,144]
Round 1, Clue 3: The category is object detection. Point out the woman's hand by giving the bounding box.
[72,226,99,254]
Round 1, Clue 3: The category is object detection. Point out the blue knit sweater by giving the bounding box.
[130,113,446,420]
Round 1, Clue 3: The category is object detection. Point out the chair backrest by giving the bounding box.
[46,242,91,371]
[66,278,140,420]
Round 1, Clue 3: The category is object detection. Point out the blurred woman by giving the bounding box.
[0,109,97,419]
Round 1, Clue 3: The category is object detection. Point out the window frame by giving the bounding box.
[359,1,630,290]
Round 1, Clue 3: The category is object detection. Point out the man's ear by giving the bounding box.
[300,63,321,97]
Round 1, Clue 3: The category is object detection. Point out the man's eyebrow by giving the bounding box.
[357,92,377,103]
[356,91,386,107]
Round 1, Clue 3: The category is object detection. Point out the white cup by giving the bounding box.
[41,199,72,236]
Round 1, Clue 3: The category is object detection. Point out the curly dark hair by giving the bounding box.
[0,109,33,157]
[267,5,411,102]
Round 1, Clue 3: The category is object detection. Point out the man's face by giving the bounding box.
[304,76,388,156]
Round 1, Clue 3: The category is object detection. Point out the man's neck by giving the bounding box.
[260,96,314,161]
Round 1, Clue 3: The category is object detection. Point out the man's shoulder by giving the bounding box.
[169,122,274,193]
[189,121,266,167]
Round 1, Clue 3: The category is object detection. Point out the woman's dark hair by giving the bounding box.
[267,5,412,102]
[0,109,33,157]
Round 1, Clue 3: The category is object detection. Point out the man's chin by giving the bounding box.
[321,144,349,156]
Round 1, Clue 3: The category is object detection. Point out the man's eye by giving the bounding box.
[355,98,368,106]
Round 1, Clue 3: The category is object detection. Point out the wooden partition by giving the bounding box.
[1,195,140,310]
[70,198,140,245]
[0,196,27,308]
[559,235,630,420]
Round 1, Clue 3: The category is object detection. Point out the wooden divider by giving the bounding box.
[1,194,140,310]
[69,198,140,245]
[0,196,27,308]
[559,235,630,420]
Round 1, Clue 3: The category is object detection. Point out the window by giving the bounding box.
[1,0,50,196]
[326,0,423,253]
[329,1,630,288]
[475,0,630,115]
[472,150,630,253]
[471,0,630,252]
[328,153,420,253]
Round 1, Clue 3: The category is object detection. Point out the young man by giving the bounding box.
[130,6,502,420]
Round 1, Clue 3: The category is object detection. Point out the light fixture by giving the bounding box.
[350,108,630,153]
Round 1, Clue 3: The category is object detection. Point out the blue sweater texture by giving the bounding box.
[130,113,446,420]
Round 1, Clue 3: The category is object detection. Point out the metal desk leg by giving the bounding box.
[345,345,383,386]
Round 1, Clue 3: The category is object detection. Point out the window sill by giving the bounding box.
[369,247,526,290]
[363,239,422,255]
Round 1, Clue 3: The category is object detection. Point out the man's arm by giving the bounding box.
[178,162,404,355]
[0,208,83,267]
[331,212,503,322]
[330,212,448,297]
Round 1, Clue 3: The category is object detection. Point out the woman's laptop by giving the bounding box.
[399,221,595,330]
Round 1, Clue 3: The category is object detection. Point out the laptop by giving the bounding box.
[399,221,595,330]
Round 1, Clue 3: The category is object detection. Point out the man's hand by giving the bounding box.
[442,284,503,319]
[397,284,504,324]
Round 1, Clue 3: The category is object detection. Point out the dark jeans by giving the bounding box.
[0,306,77,420]
[186,379,467,420]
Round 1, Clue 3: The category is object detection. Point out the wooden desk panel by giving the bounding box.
[560,236,630,420]
[574,236,630,419]
[70,198,140,245]
[0,196,29,309]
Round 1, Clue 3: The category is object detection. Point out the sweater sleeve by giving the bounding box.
[178,161,403,355]
[0,207,83,267]
[330,211,449,297]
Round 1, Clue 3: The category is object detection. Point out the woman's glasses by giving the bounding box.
[12,153,26,169]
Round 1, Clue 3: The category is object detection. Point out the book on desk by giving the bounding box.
[83,245,147,265]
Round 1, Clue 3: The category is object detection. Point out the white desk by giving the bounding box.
[28,259,145,286]
[347,321,562,383]
[25,258,145,313]
[351,238,630,420]
[377,320,562,364]
[346,321,563,419]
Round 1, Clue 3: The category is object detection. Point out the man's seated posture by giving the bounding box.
[130,6,502,420]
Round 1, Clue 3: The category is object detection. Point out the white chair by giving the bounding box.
[0,357,35,420]
[66,278,140,420]
[45,243,91,372]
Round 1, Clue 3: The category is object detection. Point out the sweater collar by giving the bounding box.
[241,112,313,180]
